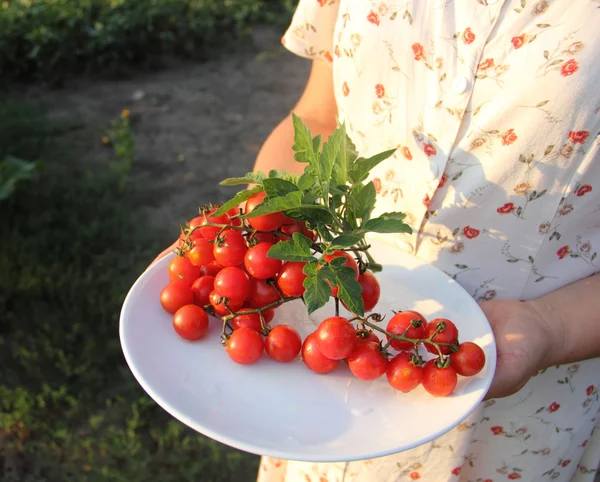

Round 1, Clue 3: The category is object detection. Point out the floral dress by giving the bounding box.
[257,1,600,481]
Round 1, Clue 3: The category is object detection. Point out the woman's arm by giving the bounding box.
[252,59,338,175]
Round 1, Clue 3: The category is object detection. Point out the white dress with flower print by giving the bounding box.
[257,1,600,481]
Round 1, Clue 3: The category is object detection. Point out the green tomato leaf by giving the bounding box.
[348,149,397,184]
[331,234,361,248]
[302,260,319,276]
[242,191,303,218]
[267,232,315,262]
[298,166,316,191]
[220,171,266,186]
[262,178,300,198]
[323,122,347,187]
[212,185,262,216]
[317,223,334,243]
[336,266,364,316]
[353,181,376,220]
[360,212,413,234]
[268,170,299,184]
[303,274,332,314]
[345,133,359,167]
[312,134,322,153]
[297,207,334,225]
[292,112,317,165]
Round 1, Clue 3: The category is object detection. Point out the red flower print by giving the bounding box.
[491,426,504,435]
[561,59,579,77]
[501,129,518,146]
[319,478,328,482]
[556,246,570,259]
[423,194,431,208]
[462,28,476,44]
[576,184,592,196]
[409,472,421,480]
[372,177,382,194]
[497,202,516,215]
[402,146,413,160]
[512,34,526,49]
[324,51,333,62]
[334,45,340,57]
[367,10,380,26]
[342,82,350,97]
[586,385,594,396]
[438,173,447,188]
[451,466,462,476]
[463,226,480,239]
[375,83,386,98]
[508,474,522,480]
[548,402,560,412]
[412,43,424,61]
[424,143,436,156]
[562,460,571,467]
[569,130,590,144]
[478,58,495,70]
[582,440,588,447]
[317,0,326,5]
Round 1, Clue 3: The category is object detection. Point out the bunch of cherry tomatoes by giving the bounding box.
[158,191,486,398]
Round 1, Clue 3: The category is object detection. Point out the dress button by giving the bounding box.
[396,239,415,254]
[451,76,469,95]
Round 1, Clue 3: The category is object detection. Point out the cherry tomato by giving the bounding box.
[247,278,280,308]
[199,208,231,240]
[280,220,317,242]
[209,290,242,317]
[213,229,248,268]
[252,232,279,244]
[355,329,380,345]
[450,342,486,376]
[168,256,201,287]
[347,342,388,380]
[262,307,276,324]
[315,316,356,360]
[322,250,359,296]
[244,191,287,232]
[187,238,215,267]
[386,311,427,351]
[424,318,459,355]
[214,266,250,306]
[191,275,214,307]
[188,216,205,241]
[244,242,282,280]
[386,352,424,393]
[276,261,307,297]
[226,327,264,365]
[231,308,263,332]
[173,304,209,341]
[160,282,194,315]
[358,272,380,312]
[422,359,457,397]
[302,332,339,374]
[265,325,302,362]
[198,260,223,277]
[227,206,242,226]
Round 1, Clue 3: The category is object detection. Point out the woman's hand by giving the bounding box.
[480,299,555,400]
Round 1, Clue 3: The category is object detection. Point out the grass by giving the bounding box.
[0,100,260,481]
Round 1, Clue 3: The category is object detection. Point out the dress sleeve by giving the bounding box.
[281,0,341,63]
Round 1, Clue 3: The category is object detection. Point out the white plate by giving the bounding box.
[119,236,496,463]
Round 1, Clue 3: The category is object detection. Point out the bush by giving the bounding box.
[0,0,294,84]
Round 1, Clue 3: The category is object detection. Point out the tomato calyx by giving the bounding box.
[434,355,451,369]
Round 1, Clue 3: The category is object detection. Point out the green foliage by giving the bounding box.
[0,102,259,480]
[218,114,413,317]
[0,0,294,83]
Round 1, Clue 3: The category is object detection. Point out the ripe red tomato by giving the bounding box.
[322,250,359,296]
[450,342,486,376]
[280,220,317,242]
[190,275,214,307]
[265,325,302,362]
[198,260,223,277]
[347,342,388,380]
[187,238,215,267]
[247,278,280,308]
[252,232,279,244]
[422,359,458,397]
[188,216,205,241]
[199,208,231,240]
[424,318,459,355]
[244,242,282,280]
[244,191,287,232]
[385,311,427,351]
[357,272,380,312]
[226,327,264,365]
[172,304,209,341]
[302,332,339,374]
[209,290,243,317]
[315,316,357,360]
[214,267,250,306]
[386,352,424,393]
[231,308,263,332]
[160,282,194,315]
[355,329,380,345]
[227,206,242,226]
[262,307,276,324]
[168,256,201,287]
[276,261,307,297]
[213,229,248,268]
